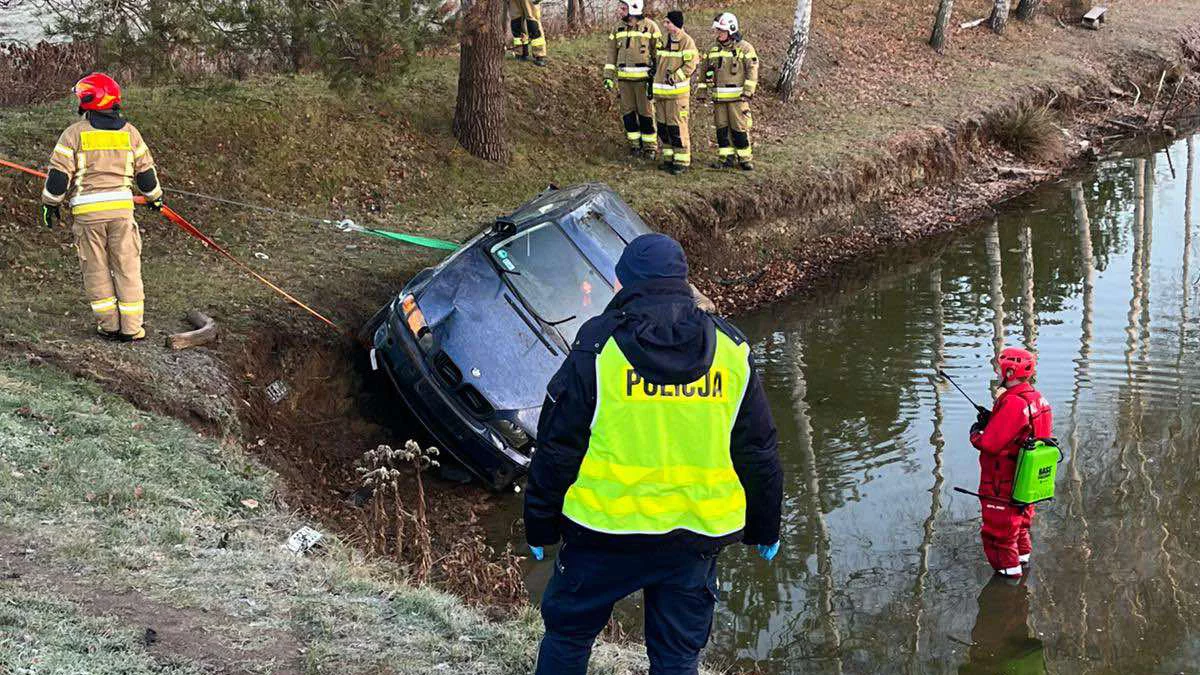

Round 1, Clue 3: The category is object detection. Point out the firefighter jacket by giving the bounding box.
[605,17,663,82]
[700,38,759,102]
[43,112,162,225]
[652,29,699,99]
[970,382,1053,499]
[523,277,783,554]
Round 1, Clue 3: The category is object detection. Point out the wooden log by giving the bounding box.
[166,310,218,350]
[1105,117,1143,131]
[996,165,1053,177]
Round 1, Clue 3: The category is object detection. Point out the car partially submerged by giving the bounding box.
[365,184,676,490]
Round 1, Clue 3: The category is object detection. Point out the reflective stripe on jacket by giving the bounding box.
[44,117,161,222]
[561,331,751,537]
[700,39,759,101]
[605,17,662,81]
[651,30,699,98]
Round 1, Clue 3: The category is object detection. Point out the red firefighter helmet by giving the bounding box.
[73,73,121,112]
[997,346,1036,380]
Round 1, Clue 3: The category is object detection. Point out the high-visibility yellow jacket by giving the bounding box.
[43,115,162,224]
[651,29,699,99]
[700,38,759,102]
[604,17,662,82]
[561,331,752,538]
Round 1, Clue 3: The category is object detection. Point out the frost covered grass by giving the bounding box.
[0,358,655,673]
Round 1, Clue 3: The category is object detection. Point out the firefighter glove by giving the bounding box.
[603,78,615,91]
[40,204,60,229]
[975,408,991,428]
[147,197,164,212]
[970,421,984,437]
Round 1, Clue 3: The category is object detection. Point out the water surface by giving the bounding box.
[516,133,1200,674]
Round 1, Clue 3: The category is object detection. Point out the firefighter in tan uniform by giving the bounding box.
[508,0,548,66]
[603,0,662,159]
[41,73,163,342]
[652,11,699,175]
[699,13,758,170]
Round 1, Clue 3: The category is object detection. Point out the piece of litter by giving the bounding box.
[254,251,270,260]
[265,380,290,405]
[10,471,23,478]
[241,498,260,509]
[286,526,324,555]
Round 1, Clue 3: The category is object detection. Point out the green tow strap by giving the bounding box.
[335,219,459,251]
[361,227,460,251]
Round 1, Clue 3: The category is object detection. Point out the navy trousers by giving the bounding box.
[535,545,719,675]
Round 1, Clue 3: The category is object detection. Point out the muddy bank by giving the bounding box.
[669,42,1200,312]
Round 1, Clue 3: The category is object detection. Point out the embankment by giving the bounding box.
[0,0,1198,653]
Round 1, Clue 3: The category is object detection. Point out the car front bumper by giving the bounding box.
[371,303,529,490]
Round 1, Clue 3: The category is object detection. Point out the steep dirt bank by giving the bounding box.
[676,55,1200,310]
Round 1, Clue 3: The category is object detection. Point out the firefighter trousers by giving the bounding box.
[73,217,144,337]
[980,500,1034,574]
[618,81,657,150]
[509,0,546,58]
[713,101,753,163]
[654,97,691,166]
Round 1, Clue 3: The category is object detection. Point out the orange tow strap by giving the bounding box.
[3,157,355,341]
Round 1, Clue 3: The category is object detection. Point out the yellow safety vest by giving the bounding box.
[562,331,751,537]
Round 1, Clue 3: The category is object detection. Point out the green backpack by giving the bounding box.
[1011,437,1062,505]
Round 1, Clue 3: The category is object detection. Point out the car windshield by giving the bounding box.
[490,221,614,344]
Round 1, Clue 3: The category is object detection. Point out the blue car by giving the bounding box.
[364,184,658,490]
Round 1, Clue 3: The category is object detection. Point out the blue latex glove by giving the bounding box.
[529,545,545,561]
[756,541,780,562]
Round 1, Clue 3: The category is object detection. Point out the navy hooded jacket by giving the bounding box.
[523,277,783,554]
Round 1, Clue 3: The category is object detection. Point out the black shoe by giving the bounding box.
[669,164,689,176]
[711,157,735,169]
[96,326,122,341]
[739,161,755,171]
[658,161,673,171]
[532,57,548,67]
[629,147,642,157]
[643,147,658,162]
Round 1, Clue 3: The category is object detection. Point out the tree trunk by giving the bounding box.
[567,0,577,29]
[452,0,510,161]
[988,0,1008,33]
[1014,0,1039,21]
[928,0,954,51]
[776,0,812,101]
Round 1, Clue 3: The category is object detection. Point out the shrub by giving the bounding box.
[988,102,1066,162]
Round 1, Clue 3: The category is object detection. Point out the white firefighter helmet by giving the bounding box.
[712,12,739,34]
[620,0,644,16]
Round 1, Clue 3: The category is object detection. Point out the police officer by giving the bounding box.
[525,234,783,675]
[604,0,662,159]
[41,73,163,342]
[509,0,548,66]
[700,12,758,170]
[652,10,699,175]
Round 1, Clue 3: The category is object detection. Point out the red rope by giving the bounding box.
[3,157,354,340]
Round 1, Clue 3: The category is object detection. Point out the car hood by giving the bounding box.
[410,246,564,422]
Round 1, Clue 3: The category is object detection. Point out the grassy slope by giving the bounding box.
[0,0,1194,348]
[0,356,653,674]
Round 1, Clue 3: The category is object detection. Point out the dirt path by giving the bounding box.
[0,533,303,674]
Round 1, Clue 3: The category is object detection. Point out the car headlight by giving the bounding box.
[493,418,531,450]
[400,294,434,351]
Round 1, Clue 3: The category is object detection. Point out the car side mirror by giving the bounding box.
[493,218,517,236]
